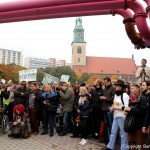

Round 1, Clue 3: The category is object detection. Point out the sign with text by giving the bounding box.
[42,73,59,84]
[1,79,6,84]
[19,69,37,82]
[60,75,70,82]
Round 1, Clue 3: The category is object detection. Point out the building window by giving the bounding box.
[77,46,82,54]
[78,58,80,63]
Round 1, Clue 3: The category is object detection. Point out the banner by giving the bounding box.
[19,69,37,82]
[1,79,6,84]
[42,73,59,84]
[60,75,70,82]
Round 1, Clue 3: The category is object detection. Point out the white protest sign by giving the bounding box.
[60,75,70,82]
[1,79,6,84]
[19,69,37,82]
[42,73,59,84]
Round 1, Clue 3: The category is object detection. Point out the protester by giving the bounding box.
[78,86,90,145]
[57,82,74,136]
[104,80,129,150]
[91,79,104,139]
[14,81,29,109]
[41,84,58,136]
[28,82,42,135]
[100,77,115,143]
[8,104,30,138]
[124,83,147,149]
[142,81,150,144]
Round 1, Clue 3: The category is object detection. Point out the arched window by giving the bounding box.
[77,46,82,54]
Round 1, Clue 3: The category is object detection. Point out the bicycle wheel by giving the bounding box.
[2,115,9,134]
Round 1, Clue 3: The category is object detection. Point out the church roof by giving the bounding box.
[73,56,136,75]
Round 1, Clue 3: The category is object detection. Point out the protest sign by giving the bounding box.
[42,73,59,84]
[60,75,70,82]
[19,69,37,82]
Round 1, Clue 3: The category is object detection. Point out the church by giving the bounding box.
[71,17,137,82]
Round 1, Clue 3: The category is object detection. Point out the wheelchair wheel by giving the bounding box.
[2,115,9,134]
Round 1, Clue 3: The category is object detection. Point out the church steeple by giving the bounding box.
[72,17,85,43]
[71,17,86,67]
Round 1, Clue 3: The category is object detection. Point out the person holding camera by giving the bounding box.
[56,82,74,136]
[41,84,58,136]
[136,59,150,84]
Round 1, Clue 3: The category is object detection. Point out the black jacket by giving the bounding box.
[41,91,59,114]
[129,92,148,129]
[91,87,104,108]
[14,87,29,108]
[78,99,90,118]
[102,84,115,111]
[143,91,150,127]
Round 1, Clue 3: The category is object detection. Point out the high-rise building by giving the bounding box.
[56,60,66,67]
[0,48,23,66]
[24,57,56,69]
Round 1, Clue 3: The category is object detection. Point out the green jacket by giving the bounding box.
[59,87,74,113]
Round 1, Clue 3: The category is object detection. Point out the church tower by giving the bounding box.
[71,17,86,66]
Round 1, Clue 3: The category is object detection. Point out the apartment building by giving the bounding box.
[0,48,23,66]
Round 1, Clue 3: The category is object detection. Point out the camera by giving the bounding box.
[45,100,50,105]
[98,92,103,96]
[56,87,61,91]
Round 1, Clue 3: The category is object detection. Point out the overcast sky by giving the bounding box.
[0,1,150,66]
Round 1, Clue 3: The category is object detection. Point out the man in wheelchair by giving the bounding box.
[8,104,30,138]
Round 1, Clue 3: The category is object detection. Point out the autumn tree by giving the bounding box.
[86,75,103,84]
[78,72,91,83]
[0,64,26,83]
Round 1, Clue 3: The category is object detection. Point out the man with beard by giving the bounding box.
[100,77,115,143]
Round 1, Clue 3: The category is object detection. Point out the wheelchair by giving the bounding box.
[0,99,13,134]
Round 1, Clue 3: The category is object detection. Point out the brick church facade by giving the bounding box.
[71,17,137,82]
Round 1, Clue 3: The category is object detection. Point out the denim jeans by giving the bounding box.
[107,117,128,150]
[103,111,113,128]
[49,114,56,130]
[107,111,113,128]
[62,112,73,134]
[43,109,56,132]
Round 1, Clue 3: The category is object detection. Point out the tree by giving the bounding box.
[0,64,26,83]
[76,71,82,78]
[37,68,45,83]
[78,72,91,83]
[87,75,102,84]
[111,75,118,83]
[37,66,78,84]
[54,66,77,83]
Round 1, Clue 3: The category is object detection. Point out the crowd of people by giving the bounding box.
[0,58,150,150]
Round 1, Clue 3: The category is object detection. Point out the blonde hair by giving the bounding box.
[79,86,88,95]
[130,83,140,93]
